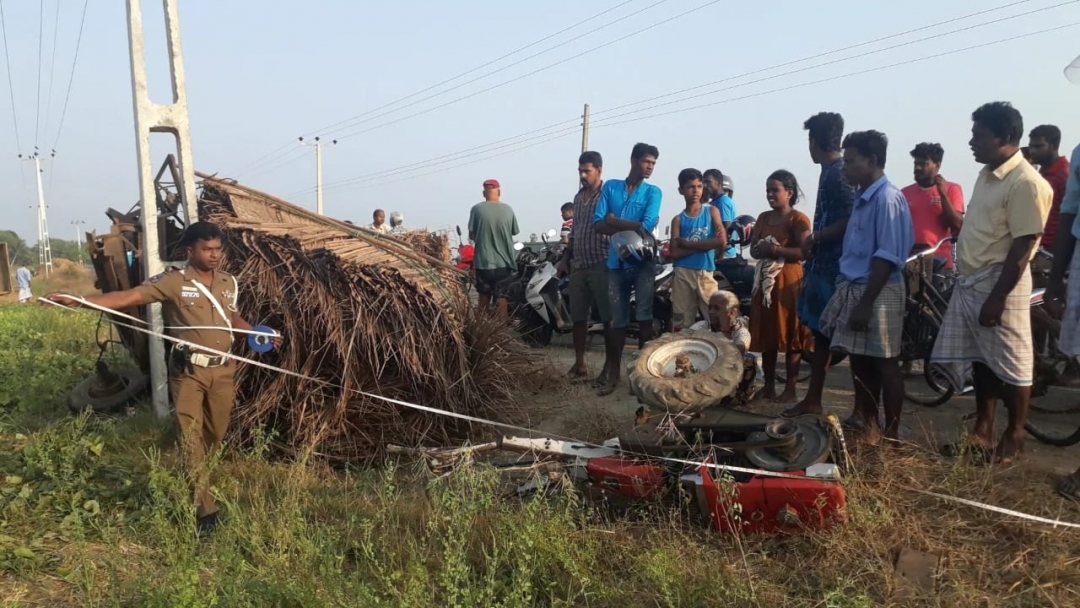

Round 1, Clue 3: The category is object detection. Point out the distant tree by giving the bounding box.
[0,231,32,265]
[49,238,86,263]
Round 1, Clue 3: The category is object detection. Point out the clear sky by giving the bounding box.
[2,0,1079,246]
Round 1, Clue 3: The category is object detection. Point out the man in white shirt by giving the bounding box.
[16,266,33,303]
[368,209,390,234]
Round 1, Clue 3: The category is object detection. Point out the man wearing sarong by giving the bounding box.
[784,112,856,418]
[819,130,914,443]
[932,102,1052,464]
[1045,140,1080,497]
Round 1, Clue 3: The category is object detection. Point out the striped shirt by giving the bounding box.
[569,183,607,271]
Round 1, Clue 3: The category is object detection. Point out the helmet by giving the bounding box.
[728,214,756,246]
[610,230,654,264]
[721,174,734,193]
[390,211,404,226]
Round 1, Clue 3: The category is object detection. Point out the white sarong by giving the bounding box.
[931,264,1033,389]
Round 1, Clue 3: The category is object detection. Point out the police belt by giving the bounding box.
[171,345,227,371]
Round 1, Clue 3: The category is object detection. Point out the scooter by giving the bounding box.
[514,230,674,347]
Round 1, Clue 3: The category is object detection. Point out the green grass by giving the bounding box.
[2,304,1079,607]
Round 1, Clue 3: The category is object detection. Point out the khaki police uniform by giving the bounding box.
[134,266,240,519]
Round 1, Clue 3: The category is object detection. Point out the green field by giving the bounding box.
[1,304,1078,607]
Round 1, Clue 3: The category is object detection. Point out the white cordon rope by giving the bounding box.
[38,295,1080,530]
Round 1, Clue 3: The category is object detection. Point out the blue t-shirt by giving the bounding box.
[593,179,662,269]
[715,194,738,258]
[674,204,717,272]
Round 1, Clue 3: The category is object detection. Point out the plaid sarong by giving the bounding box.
[819,279,905,358]
[1060,251,1080,356]
[931,264,1033,388]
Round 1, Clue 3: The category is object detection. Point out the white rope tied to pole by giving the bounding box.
[37,295,1080,530]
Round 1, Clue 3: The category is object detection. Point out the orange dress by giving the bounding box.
[748,209,815,353]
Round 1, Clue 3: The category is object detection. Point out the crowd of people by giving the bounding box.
[469,102,1078,477]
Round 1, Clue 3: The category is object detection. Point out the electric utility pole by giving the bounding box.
[300,136,336,215]
[19,150,54,276]
[71,219,86,262]
[581,103,590,153]
[127,0,200,419]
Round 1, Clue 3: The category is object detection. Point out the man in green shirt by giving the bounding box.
[468,179,520,318]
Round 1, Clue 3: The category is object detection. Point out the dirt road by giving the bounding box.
[529,334,1080,477]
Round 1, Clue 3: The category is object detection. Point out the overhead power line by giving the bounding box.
[0,0,22,152]
[313,21,1080,196]
[331,0,726,142]
[42,0,61,144]
[292,0,1063,197]
[51,0,89,151]
[33,0,44,145]
[230,0,648,176]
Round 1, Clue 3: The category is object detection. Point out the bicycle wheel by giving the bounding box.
[905,356,956,407]
[1025,384,1080,447]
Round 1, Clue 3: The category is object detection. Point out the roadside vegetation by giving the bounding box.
[2,303,1079,607]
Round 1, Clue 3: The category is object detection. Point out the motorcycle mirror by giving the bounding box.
[455,225,461,236]
[546,228,557,238]
[513,242,524,251]
[664,226,670,236]
[1067,53,1080,84]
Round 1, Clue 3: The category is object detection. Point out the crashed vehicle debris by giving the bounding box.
[395,330,849,535]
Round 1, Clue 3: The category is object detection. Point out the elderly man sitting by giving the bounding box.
[691,290,757,404]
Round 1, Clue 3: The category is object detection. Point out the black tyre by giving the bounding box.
[904,357,956,407]
[627,330,743,412]
[517,311,553,348]
[1024,384,1080,447]
[68,367,148,414]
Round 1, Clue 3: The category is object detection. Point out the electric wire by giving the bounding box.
[33,0,43,145]
[51,0,89,151]
[0,0,22,153]
[332,0,726,143]
[41,0,61,146]
[315,21,1080,195]
[293,3,1070,197]
[231,0,646,176]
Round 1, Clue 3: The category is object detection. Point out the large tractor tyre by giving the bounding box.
[627,330,743,413]
[68,367,148,415]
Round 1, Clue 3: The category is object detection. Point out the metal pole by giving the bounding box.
[33,155,53,276]
[300,136,336,216]
[316,141,324,216]
[127,0,199,419]
[581,103,590,153]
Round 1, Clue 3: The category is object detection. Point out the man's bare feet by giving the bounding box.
[567,364,589,380]
[757,384,777,401]
[782,399,823,418]
[991,433,1024,465]
[597,378,619,397]
[774,388,799,404]
[1058,471,1080,501]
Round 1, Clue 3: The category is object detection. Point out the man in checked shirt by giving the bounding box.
[557,151,609,383]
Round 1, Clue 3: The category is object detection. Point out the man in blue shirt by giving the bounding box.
[1047,140,1080,498]
[593,142,662,396]
[704,169,738,258]
[785,112,856,419]
[819,130,914,444]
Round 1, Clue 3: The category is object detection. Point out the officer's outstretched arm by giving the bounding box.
[45,288,154,311]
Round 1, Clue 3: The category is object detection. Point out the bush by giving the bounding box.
[0,305,103,419]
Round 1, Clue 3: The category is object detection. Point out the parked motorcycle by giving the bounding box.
[510,229,674,347]
[714,214,757,318]
[454,225,475,293]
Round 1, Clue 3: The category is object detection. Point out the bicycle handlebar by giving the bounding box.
[905,236,957,264]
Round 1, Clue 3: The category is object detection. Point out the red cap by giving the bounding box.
[483,179,500,189]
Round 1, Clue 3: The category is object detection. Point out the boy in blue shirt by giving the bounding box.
[704,169,738,258]
[593,143,662,396]
[668,168,726,330]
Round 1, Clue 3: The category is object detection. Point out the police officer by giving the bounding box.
[47,221,281,535]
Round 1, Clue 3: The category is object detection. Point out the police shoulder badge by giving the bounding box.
[147,272,167,284]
